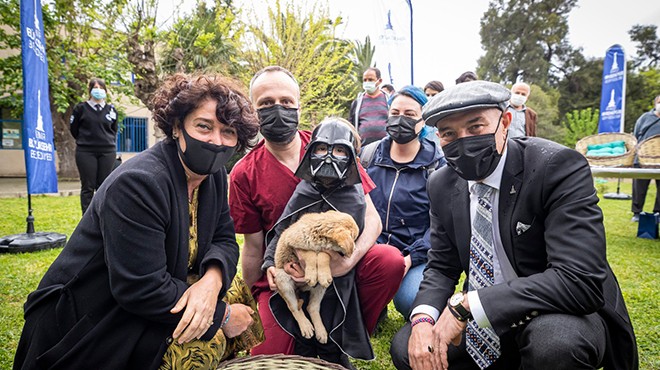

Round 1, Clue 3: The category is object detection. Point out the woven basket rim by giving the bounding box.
[575,132,637,167]
[217,354,348,370]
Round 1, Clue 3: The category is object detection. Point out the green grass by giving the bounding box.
[1,181,659,369]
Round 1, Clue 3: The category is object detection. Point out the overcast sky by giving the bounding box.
[161,0,660,88]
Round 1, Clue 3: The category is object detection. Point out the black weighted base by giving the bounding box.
[0,232,67,253]
[603,192,632,200]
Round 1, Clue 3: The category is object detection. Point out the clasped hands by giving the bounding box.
[408,307,467,370]
[170,265,254,344]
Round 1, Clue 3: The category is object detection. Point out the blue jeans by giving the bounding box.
[393,263,425,319]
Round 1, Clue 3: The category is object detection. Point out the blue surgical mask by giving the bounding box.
[91,88,106,100]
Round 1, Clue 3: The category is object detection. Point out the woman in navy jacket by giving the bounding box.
[14,74,260,370]
[364,86,445,319]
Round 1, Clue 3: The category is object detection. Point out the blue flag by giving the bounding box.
[598,45,627,133]
[373,0,414,87]
[20,0,58,194]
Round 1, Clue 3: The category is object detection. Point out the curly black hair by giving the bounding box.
[151,74,260,153]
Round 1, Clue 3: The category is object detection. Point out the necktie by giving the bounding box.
[466,182,501,369]
[95,104,101,112]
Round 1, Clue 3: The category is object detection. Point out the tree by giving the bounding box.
[629,24,660,69]
[0,0,134,178]
[477,0,582,87]
[556,58,603,123]
[160,0,243,76]
[562,108,599,149]
[238,0,354,127]
[340,36,375,113]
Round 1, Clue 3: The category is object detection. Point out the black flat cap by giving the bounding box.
[423,80,511,128]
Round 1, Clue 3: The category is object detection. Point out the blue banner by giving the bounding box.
[21,0,58,194]
[598,44,626,133]
[373,0,413,87]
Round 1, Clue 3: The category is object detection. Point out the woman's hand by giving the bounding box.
[222,303,255,338]
[170,265,223,344]
[404,255,412,275]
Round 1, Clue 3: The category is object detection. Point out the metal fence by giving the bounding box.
[117,116,147,153]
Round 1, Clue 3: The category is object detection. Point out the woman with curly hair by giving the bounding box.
[14,74,261,370]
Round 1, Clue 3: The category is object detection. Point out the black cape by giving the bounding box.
[264,181,374,360]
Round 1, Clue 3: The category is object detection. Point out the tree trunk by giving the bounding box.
[127,29,159,110]
[51,101,79,179]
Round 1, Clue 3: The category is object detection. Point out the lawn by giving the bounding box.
[1,179,659,369]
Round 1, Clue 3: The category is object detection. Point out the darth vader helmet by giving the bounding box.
[295,118,361,190]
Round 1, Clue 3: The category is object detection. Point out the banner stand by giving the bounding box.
[603,178,632,200]
[0,194,67,253]
[0,0,67,253]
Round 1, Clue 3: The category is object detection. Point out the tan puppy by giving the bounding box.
[274,210,359,344]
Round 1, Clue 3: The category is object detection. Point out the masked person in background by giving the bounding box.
[69,78,118,214]
[229,66,404,359]
[15,74,262,370]
[360,86,445,320]
[348,67,390,145]
[390,80,637,370]
[506,82,537,138]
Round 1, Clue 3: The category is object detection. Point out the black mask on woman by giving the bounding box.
[441,113,505,181]
[386,116,422,144]
[175,126,236,175]
[257,105,299,143]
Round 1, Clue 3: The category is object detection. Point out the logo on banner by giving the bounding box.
[598,45,626,133]
[379,10,405,44]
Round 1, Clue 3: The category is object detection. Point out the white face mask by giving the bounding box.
[656,103,660,112]
[363,81,377,94]
[510,93,527,107]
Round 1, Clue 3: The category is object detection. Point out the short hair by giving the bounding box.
[455,71,478,84]
[511,82,531,94]
[88,78,107,94]
[381,84,395,93]
[365,67,381,79]
[424,80,444,93]
[151,73,260,153]
[654,95,660,104]
[249,66,300,100]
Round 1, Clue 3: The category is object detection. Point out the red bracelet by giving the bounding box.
[411,316,435,327]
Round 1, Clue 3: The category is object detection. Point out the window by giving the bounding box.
[0,119,22,149]
[117,116,147,152]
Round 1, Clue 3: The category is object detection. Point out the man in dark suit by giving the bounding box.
[390,81,637,370]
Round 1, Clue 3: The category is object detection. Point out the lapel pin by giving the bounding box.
[510,185,516,195]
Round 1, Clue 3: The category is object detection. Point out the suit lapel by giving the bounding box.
[499,140,523,267]
[451,176,471,269]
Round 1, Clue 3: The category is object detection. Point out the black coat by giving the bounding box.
[417,137,638,370]
[14,140,239,370]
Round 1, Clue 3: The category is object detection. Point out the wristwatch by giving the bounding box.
[447,292,473,322]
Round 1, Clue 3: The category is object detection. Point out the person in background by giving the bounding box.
[424,81,445,98]
[15,74,261,370]
[390,81,637,370]
[631,94,660,222]
[69,78,118,214]
[382,83,396,98]
[455,71,478,84]
[361,86,445,319]
[229,66,404,360]
[506,82,537,138]
[348,67,390,145]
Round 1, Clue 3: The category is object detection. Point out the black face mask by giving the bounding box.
[176,126,236,175]
[257,105,299,143]
[442,113,505,181]
[309,147,350,189]
[386,116,421,144]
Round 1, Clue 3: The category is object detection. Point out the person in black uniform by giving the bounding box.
[70,78,118,214]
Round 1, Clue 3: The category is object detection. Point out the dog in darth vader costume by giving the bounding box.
[261,117,375,364]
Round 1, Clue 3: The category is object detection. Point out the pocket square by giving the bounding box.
[516,221,531,235]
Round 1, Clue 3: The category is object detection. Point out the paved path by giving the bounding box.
[0,178,81,198]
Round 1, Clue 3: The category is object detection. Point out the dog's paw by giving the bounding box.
[318,272,332,288]
[315,325,328,344]
[298,318,315,339]
[305,274,318,287]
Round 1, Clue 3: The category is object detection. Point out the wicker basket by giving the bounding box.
[637,134,660,168]
[575,132,637,167]
[217,354,348,370]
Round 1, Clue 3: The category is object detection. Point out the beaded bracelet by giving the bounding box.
[220,304,232,328]
[410,316,435,327]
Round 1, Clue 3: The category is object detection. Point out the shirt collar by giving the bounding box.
[468,145,508,193]
[87,100,106,109]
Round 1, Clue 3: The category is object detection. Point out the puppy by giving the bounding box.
[274,210,359,344]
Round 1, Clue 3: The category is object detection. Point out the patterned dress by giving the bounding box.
[161,188,264,370]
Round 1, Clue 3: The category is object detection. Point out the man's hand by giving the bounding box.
[267,262,306,291]
[430,307,467,370]
[170,265,223,344]
[408,314,436,370]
